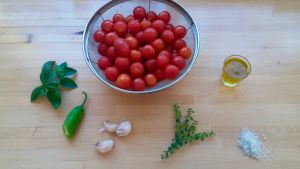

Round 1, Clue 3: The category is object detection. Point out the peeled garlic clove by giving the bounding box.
[103,121,118,132]
[95,139,114,154]
[116,120,132,136]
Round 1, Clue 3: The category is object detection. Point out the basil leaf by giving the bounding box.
[59,62,67,69]
[40,61,55,83]
[47,89,61,109]
[31,86,43,101]
[64,67,77,76]
[40,87,47,96]
[60,78,78,89]
[46,80,59,89]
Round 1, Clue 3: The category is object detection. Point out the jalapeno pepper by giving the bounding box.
[62,91,87,139]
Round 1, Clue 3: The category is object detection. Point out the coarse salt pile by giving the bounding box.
[237,129,267,160]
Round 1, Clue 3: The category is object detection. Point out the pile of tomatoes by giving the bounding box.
[94,6,191,91]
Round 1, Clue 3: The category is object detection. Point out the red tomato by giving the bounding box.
[113,38,130,57]
[151,39,165,53]
[164,64,180,79]
[173,25,187,39]
[157,11,171,23]
[130,62,145,78]
[115,57,130,72]
[101,20,114,33]
[155,69,165,81]
[166,24,174,30]
[147,11,157,22]
[125,33,133,38]
[97,44,108,56]
[133,6,146,21]
[172,56,186,70]
[171,52,178,58]
[156,54,170,69]
[151,20,166,34]
[166,46,174,53]
[113,14,125,23]
[114,21,127,36]
[179,47,191,59]
[173,39,187,51]
[125,15,135,24]
[143,28,158,43]
[125,36,139,50]
[107,46,117,61]
[145,59,157,72]
[104,67,119,81]
[161,30,175,45]
[94,30,106,43]
[135,31,145,46]
[116,74,132,90]
[140,20,152,30]
[141,45,156,59]
[144,74,157,87]
[158,50,171,60]
[129,50,142,62]
[98,57,112,70]
[105,32,118,46]
[128,20,141,35]
[133,78,146,91]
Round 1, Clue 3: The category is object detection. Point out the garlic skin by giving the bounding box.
[116,121,132,136]
[98,121,119,133]
[95,139,114,153]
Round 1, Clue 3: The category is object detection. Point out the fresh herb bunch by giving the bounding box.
[161,104,215,159]
[31,61,78,109]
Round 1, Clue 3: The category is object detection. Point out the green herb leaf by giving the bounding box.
[46,80,59,89]
[59,62,67,69]
[63,67,77,76]
[31,86,43,101]
[40,87,47,96]
[60,78,78,89]
[47,89,61,109]
[40,61,55,83]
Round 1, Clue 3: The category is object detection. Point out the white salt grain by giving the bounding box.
[237,129,267,160]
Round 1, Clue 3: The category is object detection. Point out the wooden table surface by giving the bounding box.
[1,0,300,169]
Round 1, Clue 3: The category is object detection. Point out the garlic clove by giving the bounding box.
[103,121,118,132]
[116,120,132,136]
[95,139,114,154]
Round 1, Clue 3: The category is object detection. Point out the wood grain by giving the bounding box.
[0,0,300,169]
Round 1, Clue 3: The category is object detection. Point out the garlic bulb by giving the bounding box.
[116,120,132,136]
[98,121,118,133]
[95,139,114,153]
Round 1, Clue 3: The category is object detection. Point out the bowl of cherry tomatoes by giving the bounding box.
[83,0,200,94]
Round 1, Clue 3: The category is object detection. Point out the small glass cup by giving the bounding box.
[221,55,251,87]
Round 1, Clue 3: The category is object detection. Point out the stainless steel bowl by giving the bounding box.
[83,0,200,94]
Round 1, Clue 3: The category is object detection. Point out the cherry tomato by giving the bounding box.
[156,54,170,69]
[166,24,174,30]
[135,31,145,46]
[144,73,157,87]
[113,38,130,57]
[141,45,156,59]
[133,78,146,91]
[97,44,108,56]
[173,39,186,51]
[129,50,142,62]
[105,32,118,46]
[98,57,112,70]
[161,30,175,45]
[128,20,141,35]
[125,36,139,50]
[145,59,156,72]
[166,46,174,53]
[101,20,114,33]
[94,30,106,43]
[164,64,180,79]
[173,25,187,39]
[125,15,135,24]
[104,67,119,81]
[107,46,117,61]
[155,69,165,81]
[116,74,132,90]
[179,47,191,59]
[157,11,171,23]
[151,38,165,53]
[151,20,166,34]
[158,50,171,60]
[115,57,130,72]
[172,56,186,70]
[125,33,133,38]
[143,28,158,43]
[114,21,127,36]
[133,6,146,21]
[140,20,152,30]
[113,14,125,23]
[147,11,157,22]
[171,52,178,58]
[130,62,145,78]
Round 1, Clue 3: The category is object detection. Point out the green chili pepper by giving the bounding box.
[62,91,87,139]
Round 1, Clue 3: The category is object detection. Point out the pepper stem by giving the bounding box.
[80,91,88,107]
